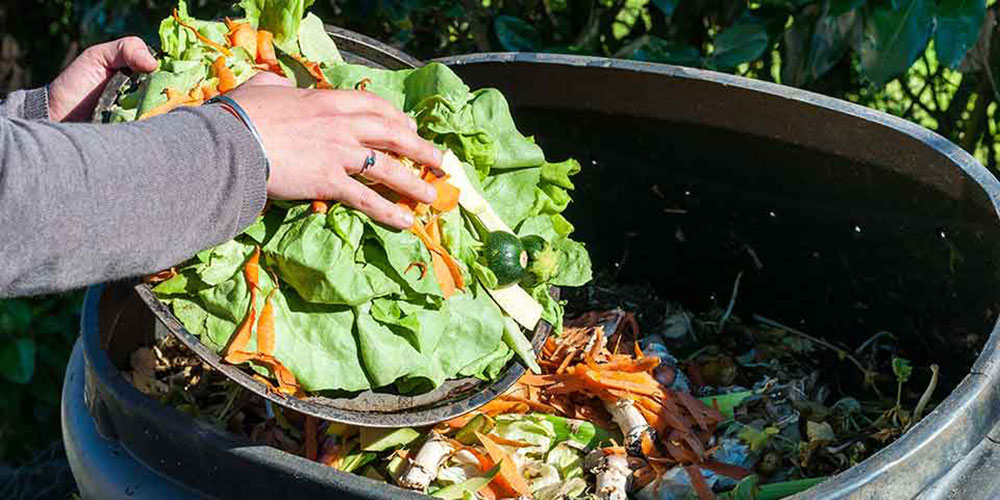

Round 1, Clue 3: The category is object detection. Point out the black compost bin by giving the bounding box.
[62,40,1000,500]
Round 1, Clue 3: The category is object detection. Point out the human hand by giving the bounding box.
[48,37,159,122]
[226,73,442,230]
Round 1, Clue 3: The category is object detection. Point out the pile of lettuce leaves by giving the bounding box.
[111,0,592,395]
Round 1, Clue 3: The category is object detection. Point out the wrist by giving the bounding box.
[205,95,270,181]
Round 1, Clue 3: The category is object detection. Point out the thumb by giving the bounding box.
[97,36,159,74]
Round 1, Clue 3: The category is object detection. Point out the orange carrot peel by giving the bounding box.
[173,9,232,56]
[211,56,237,93]
[222,248,301,396]
[138,88,203,120]
[225,18,257,58]
[476,432,533,498]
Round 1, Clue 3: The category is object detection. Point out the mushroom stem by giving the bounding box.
[586,450,632,500]
[397,431,455,491]
[606,398,654,454]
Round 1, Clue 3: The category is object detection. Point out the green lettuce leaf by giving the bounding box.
[549,237,592,287]
[141,6,592,395]
[240,0,315,54]
[483,166,542,229]
[264,207,400,305]
[298,13,343,66]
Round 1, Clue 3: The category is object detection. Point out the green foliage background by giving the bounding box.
[0,0,993,475]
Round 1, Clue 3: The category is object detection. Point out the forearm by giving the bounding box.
[0,105,267,297]
[1,88,50,120]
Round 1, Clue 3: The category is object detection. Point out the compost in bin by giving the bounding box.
[95,1,997,499]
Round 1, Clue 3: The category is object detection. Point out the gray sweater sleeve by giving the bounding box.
[0,97,267,298]
[2,88,51,120]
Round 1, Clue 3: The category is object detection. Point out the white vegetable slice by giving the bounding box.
[439,151,543,330]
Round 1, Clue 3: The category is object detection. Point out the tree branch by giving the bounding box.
[461,0,492,52]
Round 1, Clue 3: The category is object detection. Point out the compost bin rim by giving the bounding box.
[434,52,1000,499]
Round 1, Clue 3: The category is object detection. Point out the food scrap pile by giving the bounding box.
[128,276,943,499]
[113,0,593,398]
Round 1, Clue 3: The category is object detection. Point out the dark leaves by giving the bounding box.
[709,22,770,70]
[0,338,36,384]
[494,15,542,52]
[934,0,986,68]
[783,3,861,86]
[859,0,935,85]
[616,35,702,66]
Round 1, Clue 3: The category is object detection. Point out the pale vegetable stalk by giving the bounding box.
[585,450,632,500]
[398,431,455,491]
[606,398,654,453]
[438,151,543,329]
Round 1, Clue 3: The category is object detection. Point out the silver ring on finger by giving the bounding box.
[359,149,377,176]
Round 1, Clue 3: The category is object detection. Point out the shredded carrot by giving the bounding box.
[256,30,278,68]
[211,56,237,93]
[519,372,565,387]
[355,78,372,91]
[556,351,577,374]
[200,82,220,100]
[173,9,231,56]
[456,446,493,473]
[700,460,752,480]
[292,54,332,89]
[421,172,460,213]
[476,432,533,498]
[499,395,559,414]
[224,302,257,361]
[226,19,257,58]
[311,201,329,214]
[144,267,177,283]
[138,88,202,120]
[601,446,627,456]
[430,253,456,298]
[223,248,260,360]
[256,288,278,355]
[685,465,715,500]
[410,220,465,294]
[404,261,428,280]
[633,466,660,491]
[478,483,501,500]
[634,340,644,358]
[426,215,442,245]
[484,435,536,448]
[598,355,661,373]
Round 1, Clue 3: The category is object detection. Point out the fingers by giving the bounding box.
[348,149,437,204]
[349,113,443,170]
[329,176,415,229]
[93,36,159,73]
